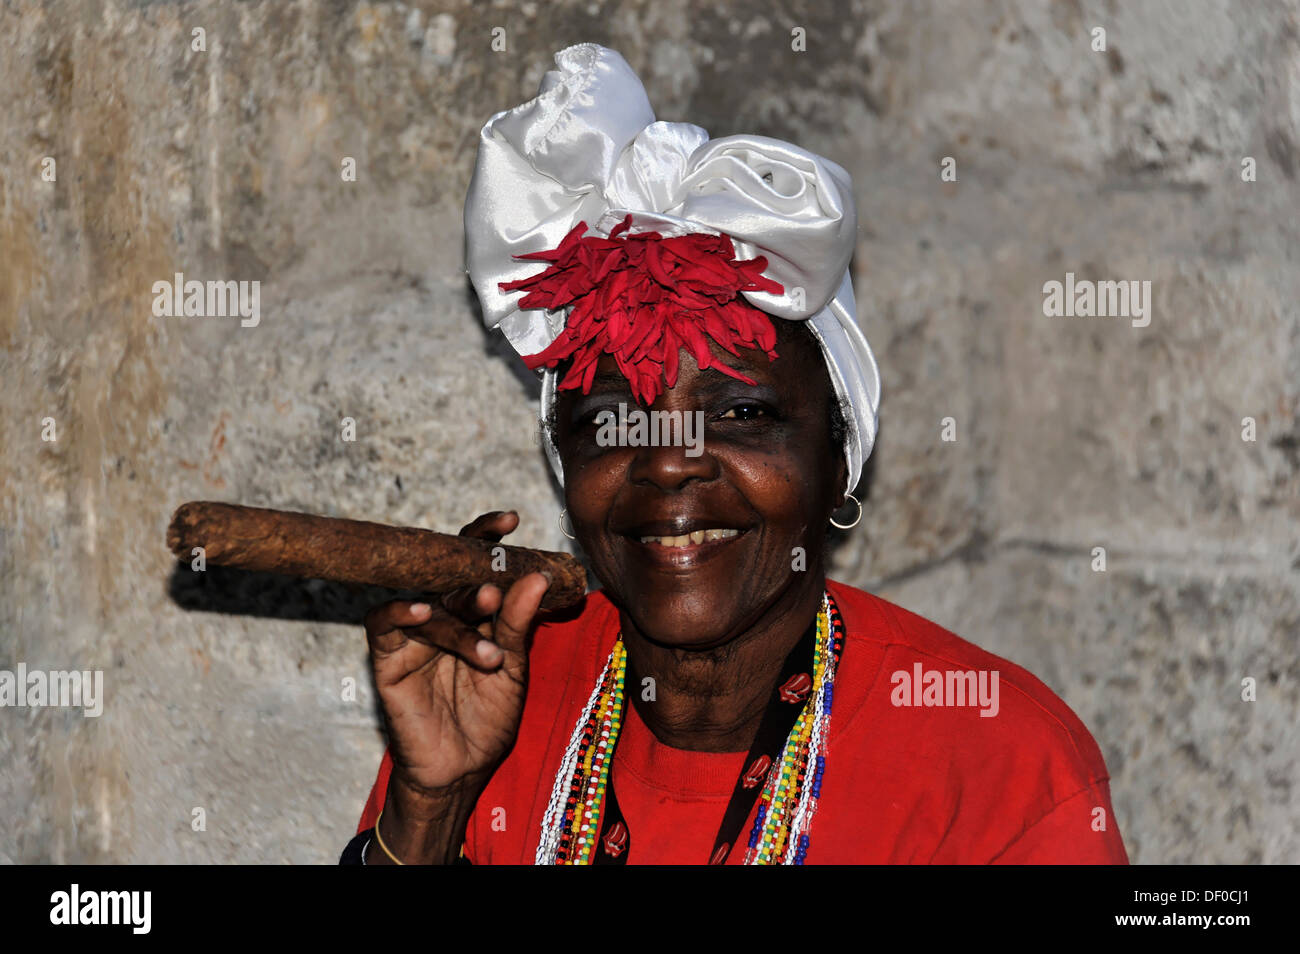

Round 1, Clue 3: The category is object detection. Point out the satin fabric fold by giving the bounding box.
[465,42,880,495]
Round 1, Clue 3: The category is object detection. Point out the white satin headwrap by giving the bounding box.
[465,43,880,496]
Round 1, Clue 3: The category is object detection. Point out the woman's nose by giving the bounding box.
[625,417,720,491]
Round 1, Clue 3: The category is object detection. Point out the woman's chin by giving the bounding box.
[613,592,762,651]
[593,534,806,649]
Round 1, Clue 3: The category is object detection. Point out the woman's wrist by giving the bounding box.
[371,770,489,865]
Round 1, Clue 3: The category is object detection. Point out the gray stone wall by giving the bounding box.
[1,0,1296,863]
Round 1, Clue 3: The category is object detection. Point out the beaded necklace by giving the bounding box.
[534,590,845,865]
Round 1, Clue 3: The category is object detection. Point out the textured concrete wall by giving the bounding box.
[1,0,1296,863]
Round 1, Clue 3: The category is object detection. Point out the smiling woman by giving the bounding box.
[552,316,848,704]
[339,43,1128,866]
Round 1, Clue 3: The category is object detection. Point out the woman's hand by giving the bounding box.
[363,510,552,863]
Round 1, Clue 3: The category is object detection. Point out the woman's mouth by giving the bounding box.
[637,528,741,548]
[621,524,750,569]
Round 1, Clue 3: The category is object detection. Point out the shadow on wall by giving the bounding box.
[166,562,427,625]
[165,560,593,627]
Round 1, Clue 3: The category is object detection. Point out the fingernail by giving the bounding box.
[411,602,431,615]
[476,639,501,662]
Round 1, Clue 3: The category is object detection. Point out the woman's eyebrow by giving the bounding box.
[699,359,779,387]
[588,369,634,391]
[695,378,782,403]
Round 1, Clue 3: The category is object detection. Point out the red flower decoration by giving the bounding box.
[500,215,784,405]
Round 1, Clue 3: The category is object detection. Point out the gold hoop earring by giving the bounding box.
[558,509,576,540]
[829,492,863,530]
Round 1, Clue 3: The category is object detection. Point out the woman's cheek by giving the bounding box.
[734,452,826,538]
[564,451,624,529]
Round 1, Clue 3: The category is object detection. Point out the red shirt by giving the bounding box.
[356,579,1128,864]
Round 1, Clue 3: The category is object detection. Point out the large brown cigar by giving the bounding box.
[167,501,586,610]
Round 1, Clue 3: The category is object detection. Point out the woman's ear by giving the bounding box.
[833,454,850,511]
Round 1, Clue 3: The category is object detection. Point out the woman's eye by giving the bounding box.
[579,408,617,428]
[721,404,768,421]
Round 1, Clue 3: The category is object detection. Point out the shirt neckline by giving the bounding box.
[612,694,750,798]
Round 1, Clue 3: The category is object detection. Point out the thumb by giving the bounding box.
[492,572,551,660]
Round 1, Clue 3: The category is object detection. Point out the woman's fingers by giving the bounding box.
[434,575,547,668]
[458,509,519,541]
[364,600,433,655]
[402,603,507,671]
[440,581,502,623]
[364,599,504,671]
[440,511,519,624]
[492,572,552,657]
[366,514,534,676]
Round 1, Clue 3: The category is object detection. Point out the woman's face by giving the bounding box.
[553,319,847,650]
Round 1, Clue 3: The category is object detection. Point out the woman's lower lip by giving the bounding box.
[622,531,749,568]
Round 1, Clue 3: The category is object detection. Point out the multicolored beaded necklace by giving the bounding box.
[534,590,846,865]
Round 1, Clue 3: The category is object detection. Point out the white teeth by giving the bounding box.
[638,528,740,548]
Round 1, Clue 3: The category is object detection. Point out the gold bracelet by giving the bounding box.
[373,807,405,865]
